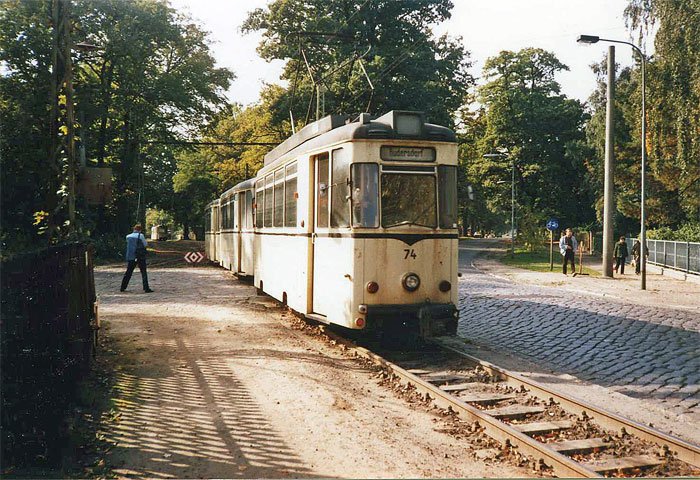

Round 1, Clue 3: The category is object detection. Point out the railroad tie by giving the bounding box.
[512,420,574,435]
[582,455,663,473]
[550,438,613,454]
[421,374,472,384]
[483,405,544,419]
[458,392,517,405]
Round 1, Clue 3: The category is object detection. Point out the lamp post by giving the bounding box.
[484,152,515,255]
[577,34,647,290]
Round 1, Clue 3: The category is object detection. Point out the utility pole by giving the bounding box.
[51,0,76,234]
[602,45,615,278]
[510,155,515,255]
[578,34,648,289]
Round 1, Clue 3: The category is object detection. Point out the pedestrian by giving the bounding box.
[613,236,629,275]
[559,228,578,275]
[631,239,648,275]
[120,224,154,293]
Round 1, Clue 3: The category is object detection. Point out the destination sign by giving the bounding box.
[380,146,436,162]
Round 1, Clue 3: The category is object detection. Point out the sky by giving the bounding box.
[169,0,651,107]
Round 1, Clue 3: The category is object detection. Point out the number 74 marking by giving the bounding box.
[404,249,417,259]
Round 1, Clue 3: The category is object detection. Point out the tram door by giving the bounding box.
[312,152,331,317]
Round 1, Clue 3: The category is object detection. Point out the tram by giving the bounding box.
[205,110,459,337]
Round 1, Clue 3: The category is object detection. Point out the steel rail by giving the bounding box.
[321,328,602,478]
[431,336,700,469]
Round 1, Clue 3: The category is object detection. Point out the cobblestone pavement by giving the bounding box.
[456,240,700,417]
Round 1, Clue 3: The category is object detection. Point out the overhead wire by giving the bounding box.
[287,0,372,125]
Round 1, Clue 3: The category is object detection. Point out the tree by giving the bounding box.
[584,60,683,232]
[172,150,219,239]
[462,48,593,244]
[0,0,233,255]
[1,0,59,255]
[242,0,473,128]
[625,0,700,222]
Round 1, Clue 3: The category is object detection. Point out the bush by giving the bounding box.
[647,222,700,242]
[89,234,124,262]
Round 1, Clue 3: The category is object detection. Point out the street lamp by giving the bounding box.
[577,34,648,290]
[484,152,515,255]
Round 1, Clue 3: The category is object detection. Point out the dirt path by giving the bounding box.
[95,249,529,478]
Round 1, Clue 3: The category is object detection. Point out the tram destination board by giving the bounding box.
[380,146,436,162]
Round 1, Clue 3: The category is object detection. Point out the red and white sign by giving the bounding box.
[184,251,206,263]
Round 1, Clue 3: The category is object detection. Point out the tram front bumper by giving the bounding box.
[365,302,458,337]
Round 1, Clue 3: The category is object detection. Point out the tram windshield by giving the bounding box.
[381,174,436,228]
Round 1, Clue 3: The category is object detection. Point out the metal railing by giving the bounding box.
[627,237,700,276]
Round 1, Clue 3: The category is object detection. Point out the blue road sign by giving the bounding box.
[546,218,559,231]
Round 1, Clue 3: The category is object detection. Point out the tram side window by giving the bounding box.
[285,162,297,227]
[245,190,253,229]
[255,185,264,228]
[264,174,273,228]
[438,166,457,229]
[233,194,239,229]
[205,208,211,232]
[350,163,379,228]
[331,148,350,228]
[233,199,237,229]
[274,170,284,227]
[222,201,228,229]
[316,153,329,228]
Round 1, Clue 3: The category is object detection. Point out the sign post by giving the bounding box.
[546,218,559,272]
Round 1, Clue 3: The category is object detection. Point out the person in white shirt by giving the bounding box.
[120,224,153,293]
[558,228,578,275]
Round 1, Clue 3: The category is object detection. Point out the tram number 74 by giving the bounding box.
[403,249,417,259]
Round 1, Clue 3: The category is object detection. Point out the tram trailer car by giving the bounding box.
[205,110,459,337]
[204,199,220,264]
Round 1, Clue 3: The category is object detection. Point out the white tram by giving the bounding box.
[205,110,459,336]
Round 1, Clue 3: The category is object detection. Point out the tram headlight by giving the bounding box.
[439,280,451,292]
[402,273,420,292]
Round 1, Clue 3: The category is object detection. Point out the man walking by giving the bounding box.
[559,228,578,275]
[120,224,154,293]
[631,239,648,275]
[613,236,629,275]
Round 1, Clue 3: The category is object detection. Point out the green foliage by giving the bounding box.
[242,0,473,127]
[0,0,232,253]
[146,208,174,232]
[201,88,288,190]
[460,48,594,238]
[171,149,219,236]
[90,233,124,262]
[647,222,700,242]
[624,0,700,223]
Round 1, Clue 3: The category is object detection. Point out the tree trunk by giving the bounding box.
[183,222,190,240]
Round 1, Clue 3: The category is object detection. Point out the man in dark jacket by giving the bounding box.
[613,236,629,275]
[120,224,153,293]
[631,239,649,275]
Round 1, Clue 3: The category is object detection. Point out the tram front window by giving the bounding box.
[351,163,379,227]
[381,174,436,228]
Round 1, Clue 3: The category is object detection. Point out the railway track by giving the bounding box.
[320,327,700,478]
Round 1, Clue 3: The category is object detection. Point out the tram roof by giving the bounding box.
[263,110,456,170]
[220,178,256,201]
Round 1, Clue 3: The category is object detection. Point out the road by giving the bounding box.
[456,239,699,444]
[92,256,527,478]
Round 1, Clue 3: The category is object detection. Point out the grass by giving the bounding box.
[500,248,600,276]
